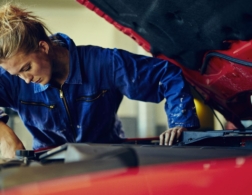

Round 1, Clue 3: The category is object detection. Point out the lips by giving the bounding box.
[34,78,41,83]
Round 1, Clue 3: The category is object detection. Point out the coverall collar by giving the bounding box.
[34,33,83,93]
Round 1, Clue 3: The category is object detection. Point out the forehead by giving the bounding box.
[0,52,28,74]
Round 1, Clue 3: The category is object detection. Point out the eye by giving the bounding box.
[23,65,31,72]
[14,65,31,77]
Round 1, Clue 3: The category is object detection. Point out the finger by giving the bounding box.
[159,133,164,145]
[176,128,183,139]
[164,131,171,146]
[169,129,177,146]
[176,127,187,139]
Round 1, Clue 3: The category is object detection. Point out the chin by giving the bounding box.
[40,80,48,86]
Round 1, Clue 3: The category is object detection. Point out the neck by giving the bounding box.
[49,45,69,87]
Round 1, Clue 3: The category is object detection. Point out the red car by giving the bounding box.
[2,0,252,194]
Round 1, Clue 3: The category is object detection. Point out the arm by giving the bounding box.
[0,120,25,158]
[112,49,200,144]
[0,70,25,158]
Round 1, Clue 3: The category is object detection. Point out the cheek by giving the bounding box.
[36,61,52,76]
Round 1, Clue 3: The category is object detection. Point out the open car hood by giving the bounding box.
[77,0,252,128]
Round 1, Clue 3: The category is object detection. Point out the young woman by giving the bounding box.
[0,3,199,158]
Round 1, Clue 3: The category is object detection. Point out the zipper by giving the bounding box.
[59,88,76,140]
[20,101,55,109]
[76,90,108,102]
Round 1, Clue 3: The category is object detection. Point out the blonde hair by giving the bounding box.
[0,3,52,61]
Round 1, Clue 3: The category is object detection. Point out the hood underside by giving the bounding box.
[77,0,252,128]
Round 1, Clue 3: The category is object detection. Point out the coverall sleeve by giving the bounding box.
[0,70,17,123]
[112,48,200,129]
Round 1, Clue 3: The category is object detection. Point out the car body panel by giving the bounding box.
[2,156,252,195]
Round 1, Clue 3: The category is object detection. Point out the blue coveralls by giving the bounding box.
[0,33,199,150]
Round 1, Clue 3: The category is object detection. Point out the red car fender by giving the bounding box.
[2,156,252,195]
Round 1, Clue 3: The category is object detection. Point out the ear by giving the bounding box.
[38,41,50,54]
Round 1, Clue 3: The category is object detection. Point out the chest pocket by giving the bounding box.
[74,89,111,124]
[76,90,108,102]
[19,100,63,130]
[20,101,55,109]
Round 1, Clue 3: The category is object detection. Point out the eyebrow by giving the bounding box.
[16,63,30,75]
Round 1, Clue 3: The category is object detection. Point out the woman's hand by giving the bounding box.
[159,127,187,146]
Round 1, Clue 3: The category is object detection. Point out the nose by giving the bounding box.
[20,73,32,84]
